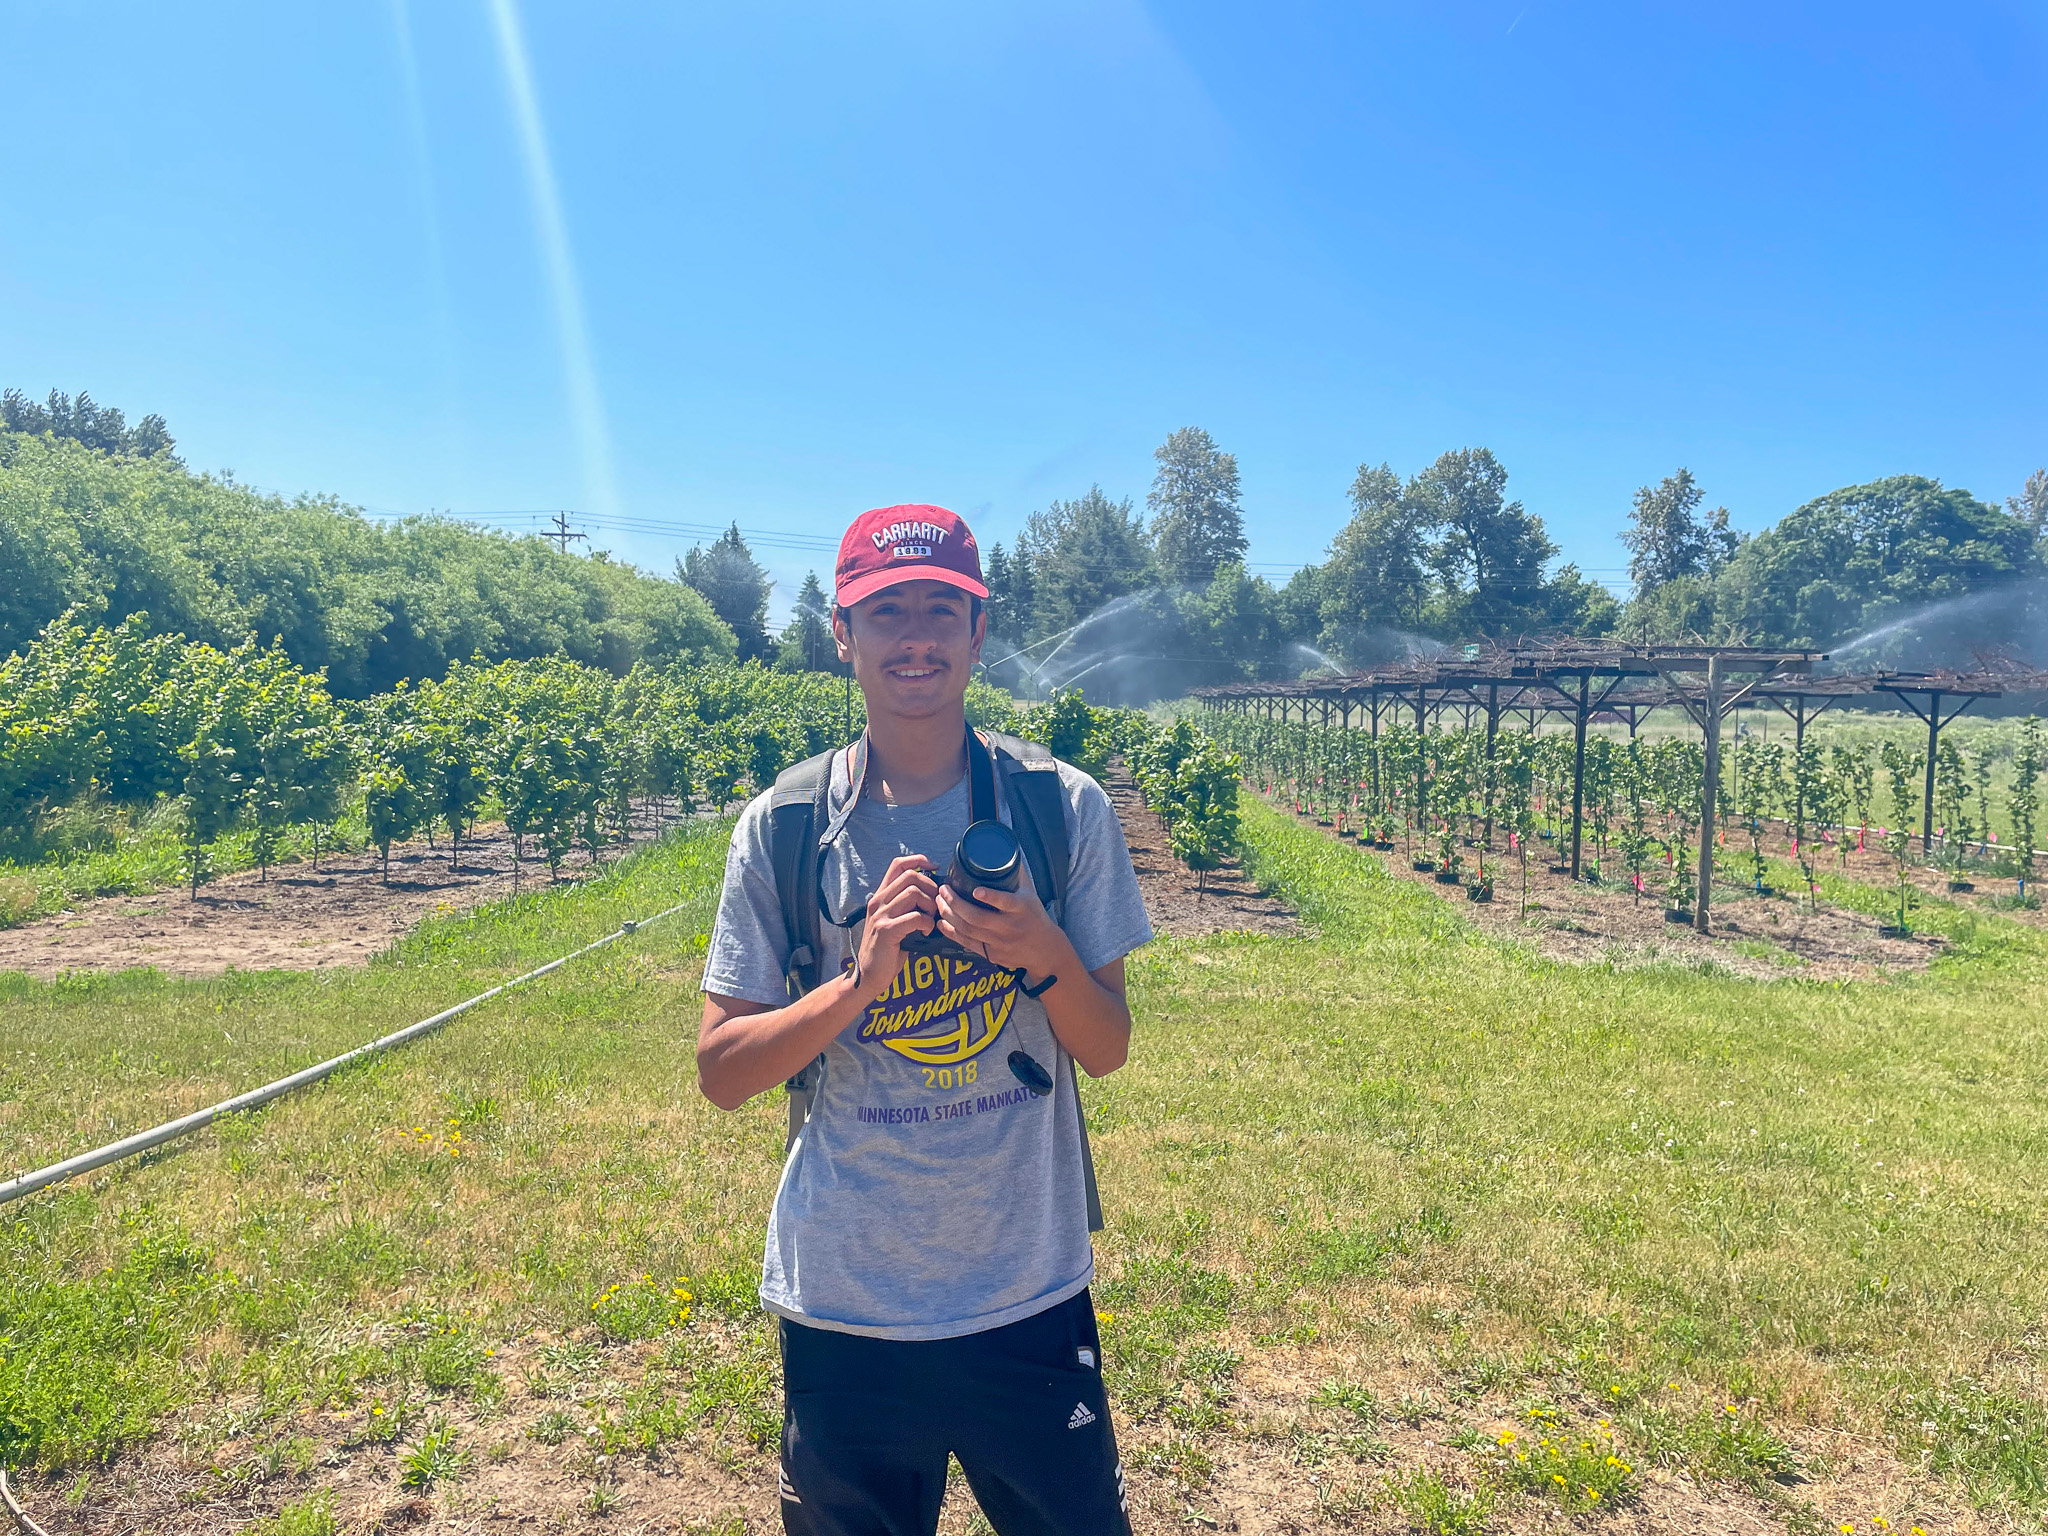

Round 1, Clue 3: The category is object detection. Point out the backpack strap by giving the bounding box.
[987,731,1102,1233]
[769,747,836,1151]
[986,731,1070,918]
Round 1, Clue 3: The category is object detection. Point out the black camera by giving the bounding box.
[900,818,1059,1096]
[901,819,1022,963]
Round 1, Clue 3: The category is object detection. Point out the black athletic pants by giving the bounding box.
[777,1287,1131,1535]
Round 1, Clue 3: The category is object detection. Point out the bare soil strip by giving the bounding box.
[1106,770,1300,939]
[0,811,682,980]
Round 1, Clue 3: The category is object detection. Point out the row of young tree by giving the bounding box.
[0,609,890,893]
[1027,691,1244,891]
[1199,707,2042,930]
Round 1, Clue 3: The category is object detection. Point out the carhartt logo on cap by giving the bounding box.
[869,518,951,557]
[836,504,988,608]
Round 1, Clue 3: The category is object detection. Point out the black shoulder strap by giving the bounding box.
[768,747,835,997]
[986,731,1070,915]
[986,731,1101,1233]
[768,747,835,1151]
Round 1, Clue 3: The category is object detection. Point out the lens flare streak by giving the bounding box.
[485,0,620,519]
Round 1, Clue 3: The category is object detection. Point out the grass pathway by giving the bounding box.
[2,803,2045,1531]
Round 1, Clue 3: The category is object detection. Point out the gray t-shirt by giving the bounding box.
[702,745,1153,1341]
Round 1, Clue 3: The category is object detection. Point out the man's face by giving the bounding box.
[834,579,986,722]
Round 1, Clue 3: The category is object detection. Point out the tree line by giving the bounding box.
[10,388,2044,709]
[1,408,737,697]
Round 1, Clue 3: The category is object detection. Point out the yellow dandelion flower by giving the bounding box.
[1552,1474,1566,1487]
[1840,1523,1855,1534]
[1586,1488,1599,1501]
[1096,1310,1113,1325]
[1498,1431,1517,1445]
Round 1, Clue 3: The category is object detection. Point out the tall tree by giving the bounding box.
[1020,486,1156,637]
[1409,448,1556,634]
[1316,461,1430,654]
[679,523,772,660]
[1718,475,2042,648]
[776,571,837,673]
[2010,468,2048,537]
[2,386,178,460]
[1622,468,1736,597]
[983,542,1037,644]
[1147,427,1246,585]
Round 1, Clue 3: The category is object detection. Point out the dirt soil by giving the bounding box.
[0,812,678,981]
[1107,769,1299,939]
[0,772,1294,981]
[11,1326,1989,1536]
[1269,801,1947,982]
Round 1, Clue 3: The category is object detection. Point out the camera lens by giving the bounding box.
[957,820,1021,889]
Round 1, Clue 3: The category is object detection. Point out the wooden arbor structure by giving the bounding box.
[1186,646,2048,934]
[1870,672,2006,853]
[1193,642,1830,937]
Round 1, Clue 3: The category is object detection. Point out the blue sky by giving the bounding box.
[4,1,2043,619]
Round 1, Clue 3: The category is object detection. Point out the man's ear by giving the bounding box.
[832,605,853,666]
[970,604,987,665]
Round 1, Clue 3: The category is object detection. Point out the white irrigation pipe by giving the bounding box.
[0,902,692,1208]
[0,1469,49,1536]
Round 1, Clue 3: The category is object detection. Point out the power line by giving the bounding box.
[537,511,587,555]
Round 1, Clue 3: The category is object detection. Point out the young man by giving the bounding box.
[698,503,1152,1535]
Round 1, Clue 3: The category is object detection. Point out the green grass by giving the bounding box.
[1386,1466,1494,1536]
[4,802,2048,1520]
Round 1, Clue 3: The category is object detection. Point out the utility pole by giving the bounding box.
[540,511,587,555]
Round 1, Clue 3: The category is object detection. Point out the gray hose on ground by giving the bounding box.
[0,903,691,1207]
[0,1469,50,1536]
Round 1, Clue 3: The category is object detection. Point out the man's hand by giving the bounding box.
[855,855,940,997]
[936,872,1066,980]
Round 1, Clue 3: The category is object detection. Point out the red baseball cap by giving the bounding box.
[835,504,989,608]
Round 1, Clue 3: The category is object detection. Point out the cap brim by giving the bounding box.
[836,565,990,608]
